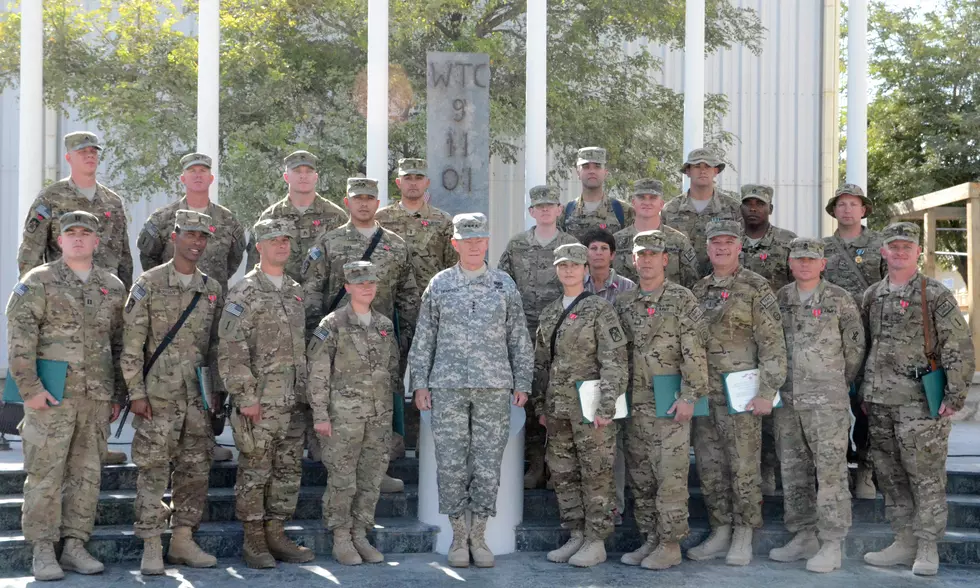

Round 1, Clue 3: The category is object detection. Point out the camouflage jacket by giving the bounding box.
[409,265,533,392]
[860,272,975,411]
[662,190,743,277]
[777,280,865,410]
[217,270,308,408]
[740,224,797,294]
[120,261,223,403]
[307,304,399,424]
[613,224,700,288]
[6,260,126,402]
[532,295,628,420]
[823,228,887,305]
[692,267,787,402]
[137,197,246,291]
[375,201,457,289]
[559,195,635,241]
[17,178,133,289]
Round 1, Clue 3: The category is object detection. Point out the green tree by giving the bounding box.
[0,0,765,224]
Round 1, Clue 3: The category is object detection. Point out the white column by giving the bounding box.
[846,0,868,191]
[197,0,221,202]
[682,0,706,193]
[18,0,44,236]
[367,0,389,206]
[524,0,547,229]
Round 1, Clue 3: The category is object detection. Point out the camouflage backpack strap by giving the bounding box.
[833,236,871,291]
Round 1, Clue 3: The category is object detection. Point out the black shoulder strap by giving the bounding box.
[611,199,625,227]
[326,229,384,314]
[550,292,593,360]
[144,275,208,377]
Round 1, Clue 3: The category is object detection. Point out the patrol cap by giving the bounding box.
[706,219,742,240]
[397,158,427,177]
[740,184,774,206]
[347,177,379,198]
[553,243,588,265]
[529,185,561,206]
[789,237,825,259]
[284,150,318,171]
[59,211,100,234]
[881,222,921,246]
[826,183,873,218]
[64,131,102,152]
[252,218,292,243]
[452,212,490,240]
[343,261,379,284]
[174,210,214,234]
[632,230,667,254]
[632,178,664,198]
[576,146,607,167]
[180,152,212,170]
[681,147,725,173]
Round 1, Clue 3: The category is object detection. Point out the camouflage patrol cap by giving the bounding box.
[681,148,725,173]
[64,131,102,152]
[632,230,667,254]
[882,222,921,246]
[174,209,214,234]
[706,219,742,240]
[252,218,293,242]
[347,177,379,198]
[529,185,561,206]
[343,261,379,284]
[741,184,774,206]
[825,183,873,218]
[397,158,427,177]
[553,243,589,265]
[576,147,607,167]
[59,211,100,234]
[632,179,664,198]
[452,212,490,240]
[180,152,212,170]
[284,150,318,171]
[789,237,825,259]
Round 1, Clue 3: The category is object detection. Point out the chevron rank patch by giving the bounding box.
[13,283,28,297]
[224,302,244,317]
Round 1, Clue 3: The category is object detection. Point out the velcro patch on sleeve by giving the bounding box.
[35,205,51,219]
[309,247,322,261]
[683,249,696,263]
[143,221,158,236]
[224,302,244,317]
[13,283,28,297]
[130,284,147,301]
[937,298,956,318]
[688,305,704,322]
[313,326,330,341]
[609,326,623,342]
[760,293,777,308]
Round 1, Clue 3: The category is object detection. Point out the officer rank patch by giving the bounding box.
[224,302,244,317]
[937,299,956,318]
[609,326,623,342]
[13,283,28,297]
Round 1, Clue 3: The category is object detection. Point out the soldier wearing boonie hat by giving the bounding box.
[561,146,635,241]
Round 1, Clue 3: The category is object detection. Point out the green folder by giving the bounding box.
[653,374,709,418]
[3,360,69,405]
[922,368,947,418]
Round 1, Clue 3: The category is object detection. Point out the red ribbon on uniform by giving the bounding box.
[313,219,321,227]
[721,291,729,300]
[569,313,578,320]
[104,211,111,218]
[599,224,607,229]
[295,295,303,302]
[208,294,217,303]
[100,287,108,296]
[647,308,656,316]
[380,330,388,337]
[421,220,429,227]
[209,225,216,233]
[760,253,768,261]
[900,300,910,309]
[812,308,822,318]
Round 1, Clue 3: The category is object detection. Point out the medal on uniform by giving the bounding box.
[647,307,656,316]
[104,211,111,218]
[600,223,608,229]
[900,299,909,314]
[313,219,321,227]
[855,249,864,264]
[812,308,822,318]
[100,287,109,296]
[759,253,768,261]
[421,220,430,227]
[569,313,578,320]
[721,291,729,300]
[380,329,388,337]
[208,294,217,307]
[209,225,216,233]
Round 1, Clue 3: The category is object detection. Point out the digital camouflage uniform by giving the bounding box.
[613,224,699,288]
[559,148,635,240]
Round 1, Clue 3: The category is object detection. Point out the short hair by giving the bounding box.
[580,229,617,254]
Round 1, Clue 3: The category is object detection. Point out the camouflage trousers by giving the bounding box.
[869,402,951,541]
[431,388,511,517]
[624,408,691,542]
[21,397,109,543]
[132,394,213,538]
[773,406,851,540]
[692,401,763,528]
[321,415,391,530]
[232,400,305,522]
[547,417,616,540]
[761,414,779,478]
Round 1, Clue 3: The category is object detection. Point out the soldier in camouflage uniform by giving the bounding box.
[7,211,126,580]
[768,238,864,573]
[218,219,314,569]
[307,261,399,566]
[499,185,579,490]
[614,231,708,570]
[861,223,975,577]
[559,147,635,240]
[662,148,743,277]
[410,213,533,569]
[822,183,885,500]
[122,210,224,575]
[533,243,628,568]
[613,179,699,288]
[688,220,787,567]
[246,150,349,282]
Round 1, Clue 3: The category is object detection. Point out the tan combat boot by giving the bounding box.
[380,474,404,493]
[912,540,939,576]
[468,516,494,568]
[620,537,657,566]
[212,445,233,462]
[104,450,127,465]
[686,524,732,561]
[524,445,546,490]
[59,537,104,575]
[332,528,362,566]
[568,538,607,568]
[140,536,165,576]
[265,520,314,563]
[864,530,916,567]
[853,467,877,500]
[806,539,842,573]
[448,515,470,568]
[32,541,64,581]
[242,521,276,569]
[547,529,584,563]
[725,526,753,566]
[641,541,682,570]
[168,526,217,568]
[769,529,819,562]
[351,527,384,563]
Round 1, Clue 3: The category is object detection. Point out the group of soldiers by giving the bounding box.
[5,133,973,581]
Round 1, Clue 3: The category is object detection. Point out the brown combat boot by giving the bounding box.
[351,527,384,563]
[469,516,494,567]
[448,515,470,567]
[168,526,217,568]
[242,521,276,569]
[32,541,64,581]
[212,445,233,462]
[332,528,362,565]
[59,537,104,575]
[853,467,877,500]
[140,536,165,576]
[641,541,682,570]
[265,520,314,563]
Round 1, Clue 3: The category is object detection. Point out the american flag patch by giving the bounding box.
[13,283,28,297]
[131,284,147,301]
[313,326,329,341]
[35,205,51,219]
[225,303,244,317]
[144,221,158,236]
[309,247,322,260]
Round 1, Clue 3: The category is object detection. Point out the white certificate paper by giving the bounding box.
[577,380,629,422]
[723,369,781,413]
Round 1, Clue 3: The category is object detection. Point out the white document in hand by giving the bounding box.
[577,380,629,422]
[723,369,781,413]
